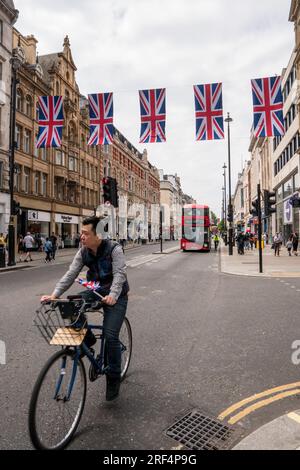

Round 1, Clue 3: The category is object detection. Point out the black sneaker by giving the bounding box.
[106,376,121,401]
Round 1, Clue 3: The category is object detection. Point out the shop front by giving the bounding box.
[55,213,80,248]
[21,209,51,238]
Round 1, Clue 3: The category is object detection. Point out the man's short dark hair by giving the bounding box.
[82,216,100,234]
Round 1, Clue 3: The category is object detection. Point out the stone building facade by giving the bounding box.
[0,0,18,233]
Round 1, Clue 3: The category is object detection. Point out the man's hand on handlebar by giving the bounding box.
[40,295,57,303]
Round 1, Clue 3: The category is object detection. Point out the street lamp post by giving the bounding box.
[7,46,25,266]
[222,163,227,245]
[225,112,233,255]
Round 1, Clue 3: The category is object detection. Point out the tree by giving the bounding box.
[210,211,218,226]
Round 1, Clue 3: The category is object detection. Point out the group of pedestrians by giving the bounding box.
[236,232,256,255]
[17,232,58,263]
[285,232,299,257]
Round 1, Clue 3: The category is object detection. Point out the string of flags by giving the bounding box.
[35,76,285,149]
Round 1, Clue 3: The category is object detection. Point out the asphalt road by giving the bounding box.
[1,243,300,449]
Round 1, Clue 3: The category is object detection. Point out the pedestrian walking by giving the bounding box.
[23,232,35,262]
[50,232,58,260]
[273,232,282,256]
[292,232,299,256]
[44,238,53,263]
[286,238,293,256]
[17,235,24,262]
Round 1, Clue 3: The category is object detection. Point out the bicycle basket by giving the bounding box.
[34,302,87,346]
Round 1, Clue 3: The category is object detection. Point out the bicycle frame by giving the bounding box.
[54,322,108,402]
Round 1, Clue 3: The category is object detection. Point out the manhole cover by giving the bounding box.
[165,409,239,450]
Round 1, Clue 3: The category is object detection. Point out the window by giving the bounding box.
[24,129,31,154]
[34,172,40,194]
[42,173,47,196]
[16,125,21,150]
[16,89,23,112]
[69,156,75,171]
[56,150,62,165]
[36,102,39,121]
[0,62,2,81]
[25,96,32,117]
[0,20,3,45]
[40,147,47,161]
[14,165,21,191]
[24,167,30,193]
[56,81,60,95]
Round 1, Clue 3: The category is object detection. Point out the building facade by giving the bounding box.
[159,171,184,240]
[10,30,161,245]
[0,0,18,233]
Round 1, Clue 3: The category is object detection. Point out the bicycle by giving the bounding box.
[28,295,132,450]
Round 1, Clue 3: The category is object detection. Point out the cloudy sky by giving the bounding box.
[15,0,295,216]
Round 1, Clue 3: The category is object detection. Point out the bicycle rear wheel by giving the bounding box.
[28,348,87,450]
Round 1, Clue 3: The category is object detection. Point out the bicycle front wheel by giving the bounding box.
[120,317,132,381]
[28,348,87,450]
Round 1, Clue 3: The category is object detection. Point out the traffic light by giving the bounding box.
[227,206,233,223]
[289,195,300,208]
[250,198,259,217]
[102,177,118,207]
[263,190,276,216]
[12,200,21,216]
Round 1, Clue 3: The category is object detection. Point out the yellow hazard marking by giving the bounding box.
[228,389,300,425]
[218,381,300,421]
[288,412,300,424]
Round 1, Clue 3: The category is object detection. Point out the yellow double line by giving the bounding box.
[218,381,300,425]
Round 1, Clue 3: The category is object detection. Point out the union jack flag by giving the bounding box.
[139,88,166,143]
[76,278,100,291]
[88,93,114,145]
[193,83,224,141]
[251,76,284,137]
[36,96,64,148]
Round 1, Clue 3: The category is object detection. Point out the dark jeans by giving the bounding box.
[78,289,128,378]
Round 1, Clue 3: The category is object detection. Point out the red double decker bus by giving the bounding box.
[181,204,211,252]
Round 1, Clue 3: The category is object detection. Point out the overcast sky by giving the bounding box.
[14,0,295,216]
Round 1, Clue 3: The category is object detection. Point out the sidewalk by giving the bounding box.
[0,240,162,273]
[220,242,300,278]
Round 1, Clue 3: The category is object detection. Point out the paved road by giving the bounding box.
[1,244,300,449]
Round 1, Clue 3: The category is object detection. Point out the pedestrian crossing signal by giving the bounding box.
[250,198,259,217]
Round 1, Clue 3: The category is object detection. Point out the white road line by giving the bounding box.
[288,412,300,424]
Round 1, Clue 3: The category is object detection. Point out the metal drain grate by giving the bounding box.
[165,409,237,450]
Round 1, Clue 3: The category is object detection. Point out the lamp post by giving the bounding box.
[222,163,227,245]
[225,112,233,255]
[7,45,25,266]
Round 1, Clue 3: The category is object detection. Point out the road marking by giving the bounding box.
[288,412,300,424]
[218,381,300,421]
[228,389,300,425]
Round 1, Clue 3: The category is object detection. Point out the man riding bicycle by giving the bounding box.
[41,216,129,401]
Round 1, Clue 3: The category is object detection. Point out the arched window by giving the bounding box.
[16,88,23,112]
[25,95,32,117]
[65,89,70,99]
